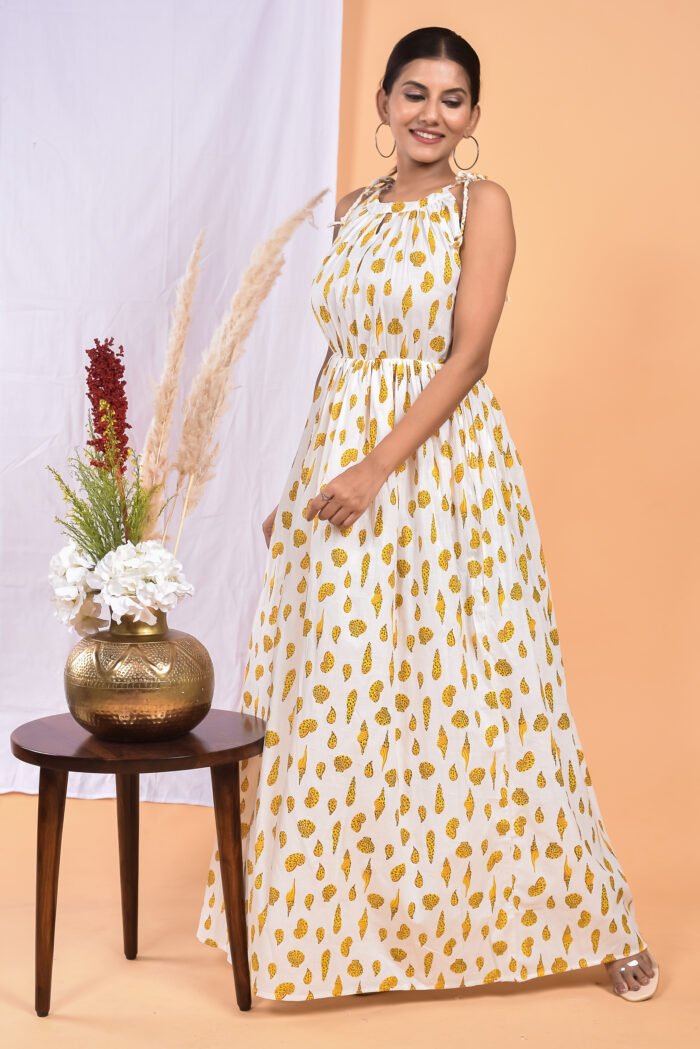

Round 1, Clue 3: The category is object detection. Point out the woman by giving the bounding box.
[197,26,659,1003]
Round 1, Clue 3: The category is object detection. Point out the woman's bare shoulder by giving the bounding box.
[468,176,512,209]
[334,185,370,222]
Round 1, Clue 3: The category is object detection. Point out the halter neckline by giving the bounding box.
[372,171,471,208]
[327,169,485,237]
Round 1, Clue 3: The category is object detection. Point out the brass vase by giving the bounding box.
[64,607,214,742]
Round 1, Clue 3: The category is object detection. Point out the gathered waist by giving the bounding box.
[322,351,492,401]
[326,352,447,370]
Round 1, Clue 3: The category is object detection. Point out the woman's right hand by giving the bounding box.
[262,504,279,548]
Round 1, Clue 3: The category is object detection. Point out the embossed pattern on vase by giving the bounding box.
[64,610,214,741]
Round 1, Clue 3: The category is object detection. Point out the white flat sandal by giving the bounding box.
[610,953,660,1001]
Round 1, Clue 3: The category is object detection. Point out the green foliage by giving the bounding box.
[125,447,177,545]
[47,417,168,563]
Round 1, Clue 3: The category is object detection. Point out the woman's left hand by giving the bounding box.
[304,458,388,529]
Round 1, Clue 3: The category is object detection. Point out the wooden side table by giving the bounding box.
[10,708,265,1016]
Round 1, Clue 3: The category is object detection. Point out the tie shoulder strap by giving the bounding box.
[452,170,489,238]
[327,177,387,232]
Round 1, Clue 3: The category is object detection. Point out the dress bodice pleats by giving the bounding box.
[310,172,488,364]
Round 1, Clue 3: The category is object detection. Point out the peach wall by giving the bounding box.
[337,1,699,880]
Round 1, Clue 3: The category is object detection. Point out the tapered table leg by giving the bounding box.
[115,773,139,960]
[35,766,68,1016]
[210,762,251,1011]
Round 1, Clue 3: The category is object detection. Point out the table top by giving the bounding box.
[10,708,266,774]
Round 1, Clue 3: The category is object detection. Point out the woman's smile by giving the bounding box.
[410,128,445,144]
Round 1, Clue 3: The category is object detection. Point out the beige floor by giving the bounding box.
[1,791,695,1049]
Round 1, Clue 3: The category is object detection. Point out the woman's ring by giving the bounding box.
[320,491,333,502]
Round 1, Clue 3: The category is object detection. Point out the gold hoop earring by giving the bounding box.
[452,135,479,171]
[375,121,396,158]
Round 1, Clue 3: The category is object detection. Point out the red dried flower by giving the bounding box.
[85,337,132,474]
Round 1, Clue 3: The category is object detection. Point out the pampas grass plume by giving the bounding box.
[140,228,205,540]
[167,188,329,555]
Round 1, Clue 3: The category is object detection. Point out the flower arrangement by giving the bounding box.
[47,186,329,635]
[47,335,192,631]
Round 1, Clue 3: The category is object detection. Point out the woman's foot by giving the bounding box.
[604,948,659,999]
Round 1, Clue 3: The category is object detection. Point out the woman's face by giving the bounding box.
[376,57,480,168]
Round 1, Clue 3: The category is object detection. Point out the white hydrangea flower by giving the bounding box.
[71,589,110,637]
[48,540,95,626]
[86,539,194,626]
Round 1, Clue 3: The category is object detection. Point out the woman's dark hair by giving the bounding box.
[380,27,480,174]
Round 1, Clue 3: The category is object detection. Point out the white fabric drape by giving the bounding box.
[0,0,343,803]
